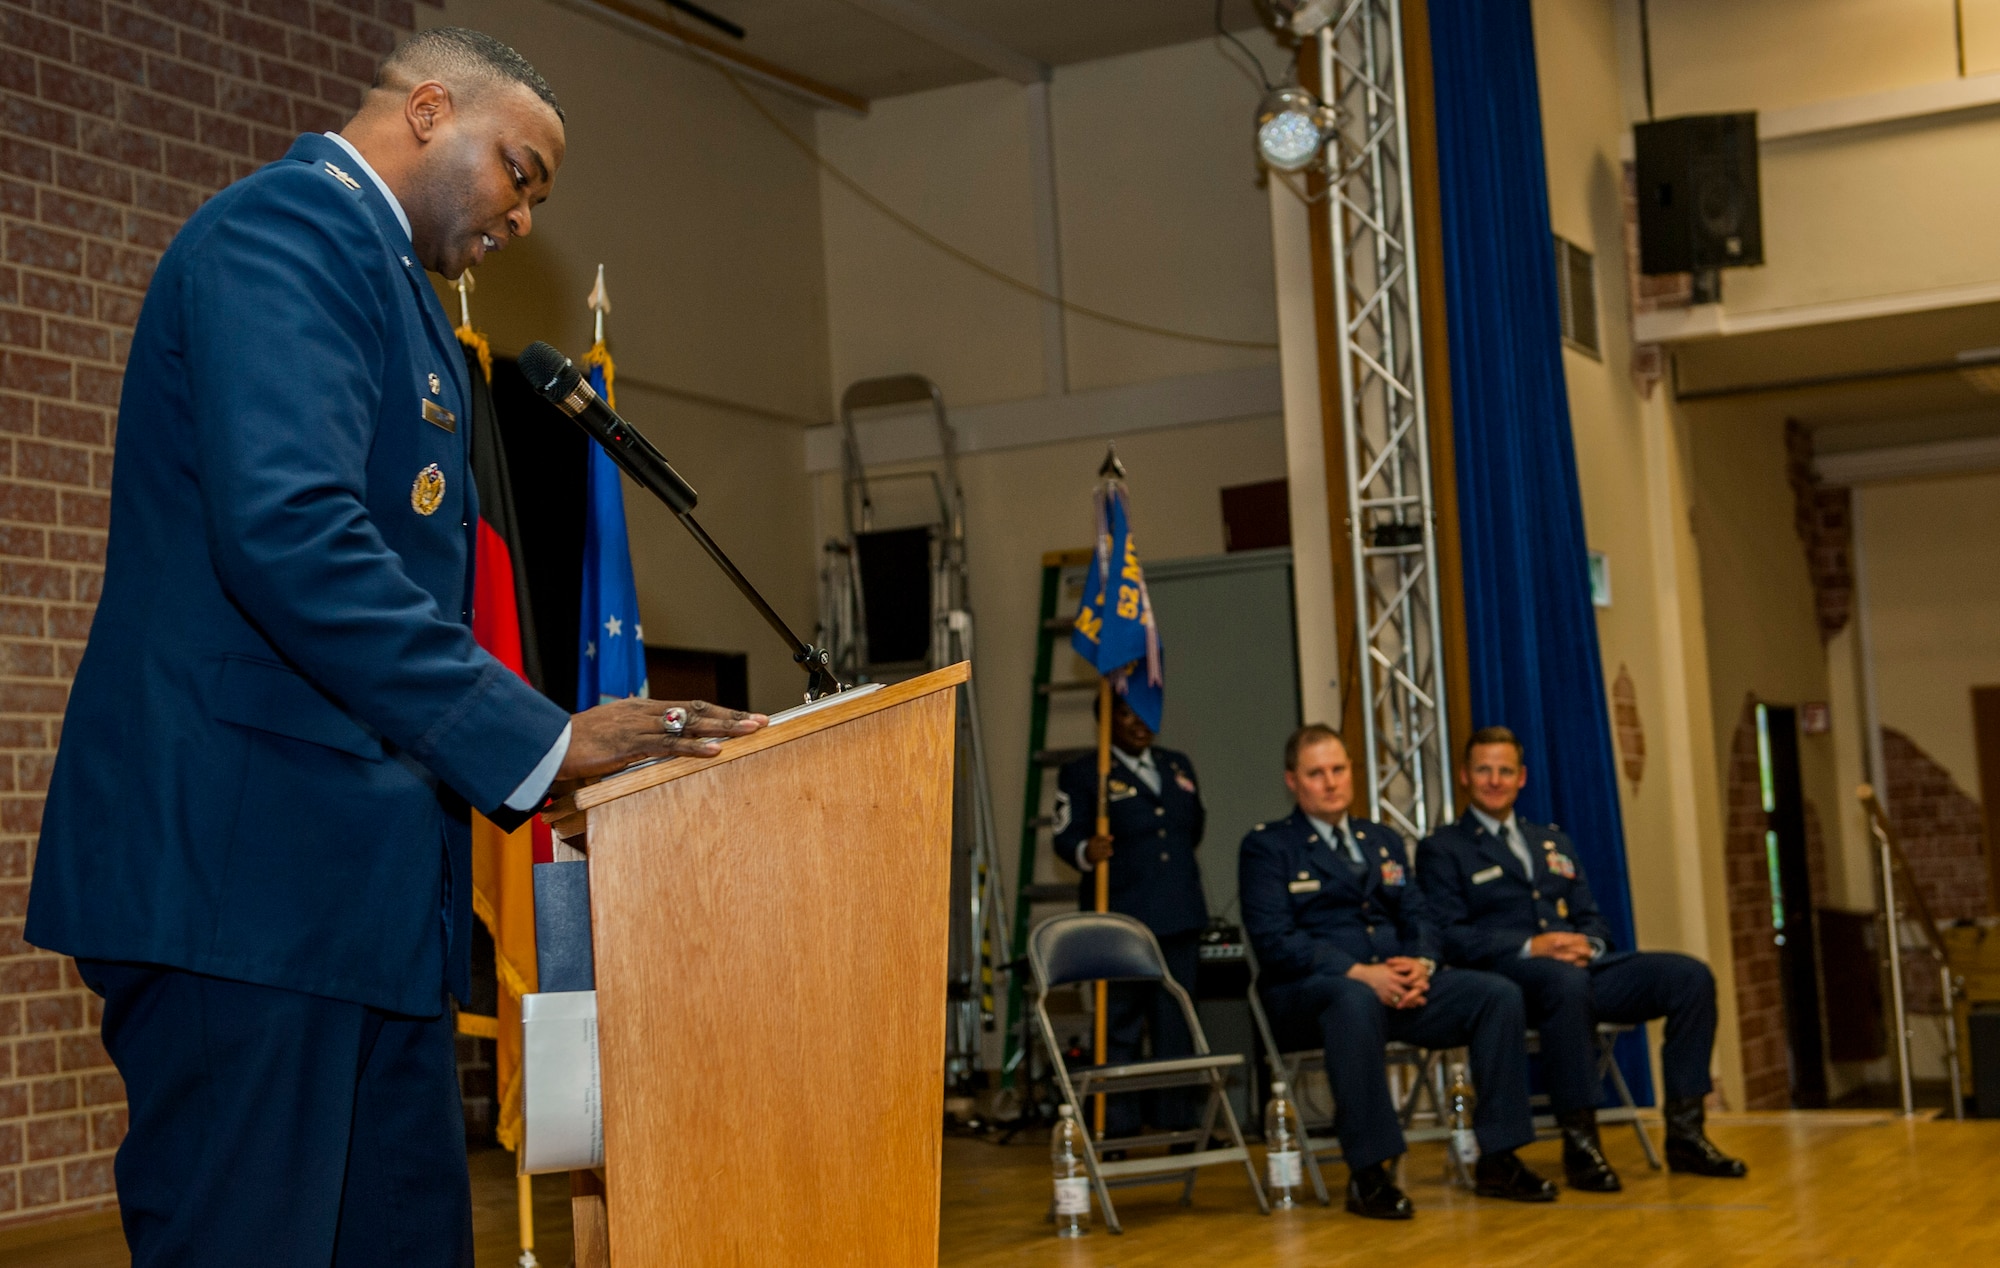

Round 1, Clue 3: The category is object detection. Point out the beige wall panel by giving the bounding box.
[1962,0,2000,75]
[1723,117,2000,317]
[1684,405,1842,826]
[1647,0,1959,116]
[436,0,831,421]
[1856,470,2000,788]
[1538,0,1740,1101]
[817,78,1049,409]
[815,36,1282,410]
[1049,39,1279,392]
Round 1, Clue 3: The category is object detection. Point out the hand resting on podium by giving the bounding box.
[555,696,767,790]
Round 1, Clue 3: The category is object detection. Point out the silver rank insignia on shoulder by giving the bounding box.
[323,161,360,190]
[428,373,441,395]
[411,463,446,515]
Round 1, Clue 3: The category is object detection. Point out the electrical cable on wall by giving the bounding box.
[713,66,1281,353]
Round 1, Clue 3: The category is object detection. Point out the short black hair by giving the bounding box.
[1465,725,1524,763]
[377,27,563,122]
[1284,723,1346,772]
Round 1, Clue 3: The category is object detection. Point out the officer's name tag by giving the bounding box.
[1288,879,1321,894]
[422,400,457,433]
[1471,865,1504,885]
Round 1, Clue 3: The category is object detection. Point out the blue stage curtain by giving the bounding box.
[1427,0,1652,1104]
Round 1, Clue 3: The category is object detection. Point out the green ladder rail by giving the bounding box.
[1001,548,1093,1085]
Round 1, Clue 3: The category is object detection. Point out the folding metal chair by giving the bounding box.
[1243,943,1472,1205]
[1028,912,1270,1233]
[1526,1023,1664,1169]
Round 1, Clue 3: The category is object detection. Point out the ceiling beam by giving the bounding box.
[833,0,1048,84]
[545,0,870,114]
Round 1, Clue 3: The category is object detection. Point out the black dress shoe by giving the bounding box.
[1345,1161,1415,1220]
[1664,1098,1747,1177]
[1473,1149,1558,1202]
[1558,1108,1622,1192]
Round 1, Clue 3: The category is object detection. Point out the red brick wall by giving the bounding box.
[1,0,421,1225]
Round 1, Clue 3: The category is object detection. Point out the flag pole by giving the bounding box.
[516,1173,538,1268]
[1093,674,1113,1137]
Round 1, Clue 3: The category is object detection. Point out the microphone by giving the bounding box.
[519,341,698,515]
[518,340,846,700]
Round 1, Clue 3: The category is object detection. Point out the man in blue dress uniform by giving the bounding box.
[1418,726,1746,1192]
[1051,694,1207,1143]
[1239,724,1555,1218]
[25,30,764,1265]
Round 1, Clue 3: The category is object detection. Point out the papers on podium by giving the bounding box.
[520,990,603,1174]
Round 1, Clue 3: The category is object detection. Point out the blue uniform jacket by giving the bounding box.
[27,134,572,1017]
[1051,747,1208,939]
[1417,811,1621,970]
[1239,809,1437,985]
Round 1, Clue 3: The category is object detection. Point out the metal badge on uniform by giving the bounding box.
[1174,771,1196,794]
[1288,878,1321,894]
[422,399,456,433]
[1471,865,1504,885]
[410,463,446,515]
[1547,852,1577,879]
[428,373,441,395]
[1107,779,1137,802]
[322,161,360,190]
[1557,898,1569,919]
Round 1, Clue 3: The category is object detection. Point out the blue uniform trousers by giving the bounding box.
[1271,967,1533,1171]
[1103,930,1200,1137]
[79,960,473,1268]
[1494,951,1716,1114]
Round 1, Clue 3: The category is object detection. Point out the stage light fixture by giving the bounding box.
[1264,0,1340,37]
[1256,86,1334,172]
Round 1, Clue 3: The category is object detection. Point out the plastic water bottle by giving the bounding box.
[1263,1081,1303,1209]
[1447,1061,1480,1169]
[1050,1104,1091,1237]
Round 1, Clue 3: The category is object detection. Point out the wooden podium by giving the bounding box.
[542,663,967,1267]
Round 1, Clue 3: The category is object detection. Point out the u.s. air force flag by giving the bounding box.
[1070,473,1164,731]
[576,345,649,707]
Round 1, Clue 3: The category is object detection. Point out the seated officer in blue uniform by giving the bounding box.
[25,30,765,1265]
[1052,693,1207,1144]
[1239,724,1556,1218]
[1418,726,1746,1191]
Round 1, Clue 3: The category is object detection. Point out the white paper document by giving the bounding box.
[520,990,603,1174]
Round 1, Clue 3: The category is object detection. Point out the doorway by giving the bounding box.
[1756,703,1830,1108]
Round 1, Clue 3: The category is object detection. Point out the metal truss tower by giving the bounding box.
[1318,4,1453,839]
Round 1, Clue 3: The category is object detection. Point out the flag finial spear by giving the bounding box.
[587,263,612,346]
[455,269,475,330]
[1098,442,1125,480]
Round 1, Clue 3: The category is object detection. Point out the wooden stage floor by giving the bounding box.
[939,1111,2000,1267]
[1,1112,1993,1264]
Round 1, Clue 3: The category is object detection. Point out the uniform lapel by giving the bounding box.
[1459,812,1520,880]
[1291,811,1343,889]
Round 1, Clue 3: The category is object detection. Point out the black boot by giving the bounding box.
[1344,1161,1415,1220]
[1664,1097,1747,1177]
[1558,1108,1622,1192]
[1473,1148,1558,1202]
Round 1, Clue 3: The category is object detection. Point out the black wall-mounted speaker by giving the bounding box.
[1634,112,1763,275]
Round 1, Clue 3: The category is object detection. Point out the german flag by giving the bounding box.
[458,321,548,1153]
